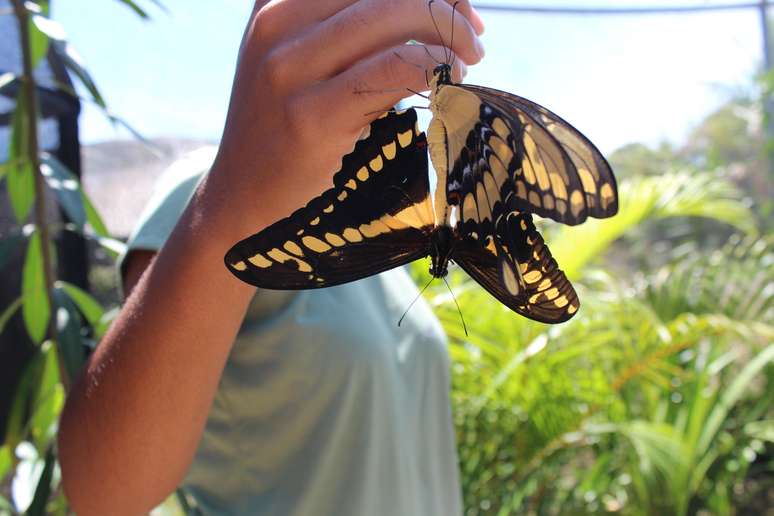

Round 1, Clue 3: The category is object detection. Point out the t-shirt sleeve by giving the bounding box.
[117,146,219,278]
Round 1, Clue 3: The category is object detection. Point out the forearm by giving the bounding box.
[58,171,256,516]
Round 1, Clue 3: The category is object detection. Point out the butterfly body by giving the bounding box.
[225,66,618,324]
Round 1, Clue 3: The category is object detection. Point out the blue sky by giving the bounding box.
[52,0,764,154]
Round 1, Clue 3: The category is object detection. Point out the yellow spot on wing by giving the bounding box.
[524,270,542,283]
[247,253,271,268]
[491,117,510,141]
[337,191,348,201]
[528,191,542,208]
[323,204,334,214]
[369,155,383,172]
[398,129,413,148]
[325,233,346,247]
[356,167,369,181]
[302,236,331,253]
[343,228,363,242]
[463,193,478,223]
[231,261,247,271]
[310,217,320,226]
[382,141,397,160]
[476,183,491,222]
[489,156,509,187]
[283,241,303,256]
[489,136,514,166]
[570,190,584,218]
[554,295,569,308]
[600,183,615,209]
[578,168,597,194]
[549,173,568,200]
[345,179,357,190]
[543,194,555,210]
[483,171,499,203]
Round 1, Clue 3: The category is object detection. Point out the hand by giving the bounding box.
[206,0,485,243]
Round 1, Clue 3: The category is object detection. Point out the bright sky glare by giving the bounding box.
[52,1,765,154]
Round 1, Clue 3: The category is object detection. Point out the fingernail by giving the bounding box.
[474,37,485,59]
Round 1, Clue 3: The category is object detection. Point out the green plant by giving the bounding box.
[0,1,161,513]
[415,170,773,514]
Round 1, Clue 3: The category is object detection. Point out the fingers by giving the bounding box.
[250,0,356,44]
[444,0,485,35]
[313,44,466,134]
[282,0,483,87]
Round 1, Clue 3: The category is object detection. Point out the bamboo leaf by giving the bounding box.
[39,154,85,229]
[52,40,105,108]
[40,153,110,236]
[22,231,49,344]
[29,341,63,453]
[8,88,34,223]
[52,287,86,380]
[28,16,50,68]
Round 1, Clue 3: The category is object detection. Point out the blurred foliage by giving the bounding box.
[0,1,158,514]
[412,72,774,515]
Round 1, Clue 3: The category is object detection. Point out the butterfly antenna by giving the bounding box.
[427,0,449,64]
[443,276,468,336]
[449,1,459,69]
[398,276,435,327]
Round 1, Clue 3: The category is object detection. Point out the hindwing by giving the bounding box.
[447,84,618,226]
[453,211,579,324]
[225,109,435,289]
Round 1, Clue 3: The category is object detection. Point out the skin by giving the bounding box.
[57,1,484,514]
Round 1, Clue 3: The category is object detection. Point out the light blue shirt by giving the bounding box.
[121,148,462,515]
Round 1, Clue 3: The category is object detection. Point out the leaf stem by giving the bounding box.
[12,0,69,390]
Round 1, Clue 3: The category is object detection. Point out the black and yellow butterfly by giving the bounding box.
[224,64,618,324]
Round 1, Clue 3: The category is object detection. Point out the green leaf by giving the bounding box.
[39,154,86,229]
[52,287,86,380]
[52,40,105,109]
[40,153,110,236]
[744,420,774,442]
[22,231,50,344]
[0,232,24,271]
[29,342,63,452]
[28,15,50,68]
[697,344,774,454]
[0,445,11,479]
[0,296,23,336]
[25,447,56,516]
[5,352,45,452]
[8,88,34,223]
[57,281,104,328]
[551,171,757,279]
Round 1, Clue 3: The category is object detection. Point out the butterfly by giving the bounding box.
[224,63,618,324]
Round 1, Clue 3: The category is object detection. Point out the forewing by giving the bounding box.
[225,109,434,289]
[449,83,618,225]
[454,211,579,323]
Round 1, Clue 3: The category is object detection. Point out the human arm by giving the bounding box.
[57,1,484,514]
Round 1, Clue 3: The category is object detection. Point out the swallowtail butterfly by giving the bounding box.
[224,64,617,324]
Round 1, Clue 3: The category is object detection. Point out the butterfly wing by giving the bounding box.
[225,109,435,289]
[453,211,579,324]
[439,83,618,226]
